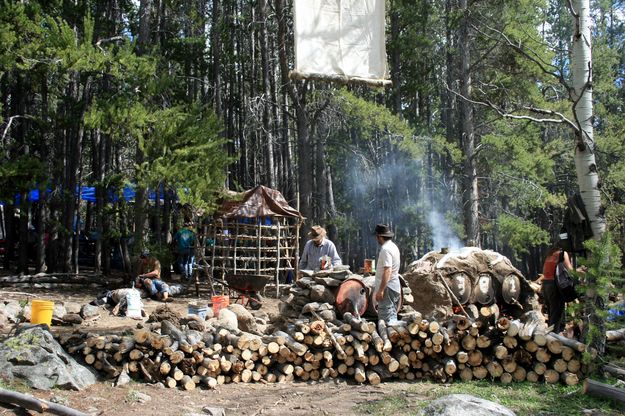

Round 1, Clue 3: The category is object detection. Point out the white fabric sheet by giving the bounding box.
[294,0,388,81]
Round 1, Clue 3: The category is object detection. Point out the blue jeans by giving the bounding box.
[378,288,401,324]
[178,251,195,280]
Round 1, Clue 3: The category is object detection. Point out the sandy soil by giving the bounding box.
[0,274,279,335]
[21,379,434,416]
[0,276,436,415]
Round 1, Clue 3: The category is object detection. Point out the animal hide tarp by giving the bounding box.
[293,0,388,82]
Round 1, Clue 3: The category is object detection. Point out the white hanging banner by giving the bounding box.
[293,0,390,86]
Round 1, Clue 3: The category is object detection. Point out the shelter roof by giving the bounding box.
[217,185,303,219]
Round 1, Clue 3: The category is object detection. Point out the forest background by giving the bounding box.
[0,0,624,280]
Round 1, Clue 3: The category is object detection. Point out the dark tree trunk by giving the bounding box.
[35,74,48,273]
[258,0,275,188]
[459,0,479,246]
[211,0,222,115]
[18,193,29,274]
[326,165,338,242]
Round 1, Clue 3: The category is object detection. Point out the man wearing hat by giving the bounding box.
[373,224,401,323]
[298,225,342,277]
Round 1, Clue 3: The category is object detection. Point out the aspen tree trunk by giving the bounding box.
[570,0,605,239]
[570,0,606,356]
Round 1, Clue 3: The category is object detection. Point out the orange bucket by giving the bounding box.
[212,295,230,316]
[30,300,54,326]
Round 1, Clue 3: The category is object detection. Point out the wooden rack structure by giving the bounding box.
[199,186,304,297]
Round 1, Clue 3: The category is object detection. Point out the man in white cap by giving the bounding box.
[298,225,342,278]
[373,224,401,323]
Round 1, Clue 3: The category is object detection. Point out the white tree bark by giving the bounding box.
[570,0,605,239]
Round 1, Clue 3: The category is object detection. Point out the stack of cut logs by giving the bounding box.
[57,303,586,390]
[279,267,414,319]
[279,268,351,319]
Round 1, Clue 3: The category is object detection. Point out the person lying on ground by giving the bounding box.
[138,277,172,302]
[90,288,147,317]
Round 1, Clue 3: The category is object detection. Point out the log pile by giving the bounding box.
[57,304,587,390]
[279,268,351,319]
[279,267,414,320]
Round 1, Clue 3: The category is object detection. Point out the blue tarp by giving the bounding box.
[1,184,171,206]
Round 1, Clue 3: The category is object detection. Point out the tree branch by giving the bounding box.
[445,83,579,131]
[474,23,571,92]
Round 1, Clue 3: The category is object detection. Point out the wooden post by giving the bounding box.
[234,221,239,275]
[583,378,625,404]
[276,219,281,297]
[295,220,301,279]
[210,221,217,280]
[257,220,261,275]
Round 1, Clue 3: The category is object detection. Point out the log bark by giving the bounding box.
[548,332,586,352]
[583,379,625,404]
[606,328,625,342]
[0,388,87,416]
[602,364,625,379]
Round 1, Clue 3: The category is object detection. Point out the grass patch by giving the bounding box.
[357,392,422,415]
[126,389,141,403]
[355,381,624,416]
[0,376,32,394]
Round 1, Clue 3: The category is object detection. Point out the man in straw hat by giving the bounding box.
[373,224,401,323]
[298,225,342,278]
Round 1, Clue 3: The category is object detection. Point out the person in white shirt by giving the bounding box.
[373,224,401,323]
[298,225,342,278]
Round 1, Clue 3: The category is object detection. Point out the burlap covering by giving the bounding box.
[403,248,537,319]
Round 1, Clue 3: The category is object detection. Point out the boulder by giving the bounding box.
[0,325,97,390]
[227,304,259,334]
[52,303,68,325]
[419,394,516,416]
[309,284,335,304]
[64,302,82,315]
[3,301,24,323]
[80,304,101,320]
[217,309,238,330]
[53,303,67,320]
[203,407,226,416]
[0,310,8,330]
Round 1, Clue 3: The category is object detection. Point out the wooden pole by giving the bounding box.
[583,378,625,404]
[276,219,281,297]
[0,388,87,416]
[257,220,261,275]
[234,221,239,275]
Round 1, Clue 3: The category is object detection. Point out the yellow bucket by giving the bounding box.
[30,300,54,326]
[211,295,230,316]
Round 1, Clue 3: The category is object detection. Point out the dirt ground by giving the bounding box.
[0,277,436,415]
[16,379,433,416]
[0,275,279,335]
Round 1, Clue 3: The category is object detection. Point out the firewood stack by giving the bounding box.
[279,267,414,319]
[279,267,352,319]
[57,303,587,389]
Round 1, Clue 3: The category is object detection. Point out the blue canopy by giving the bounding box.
[1,184,172,206]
